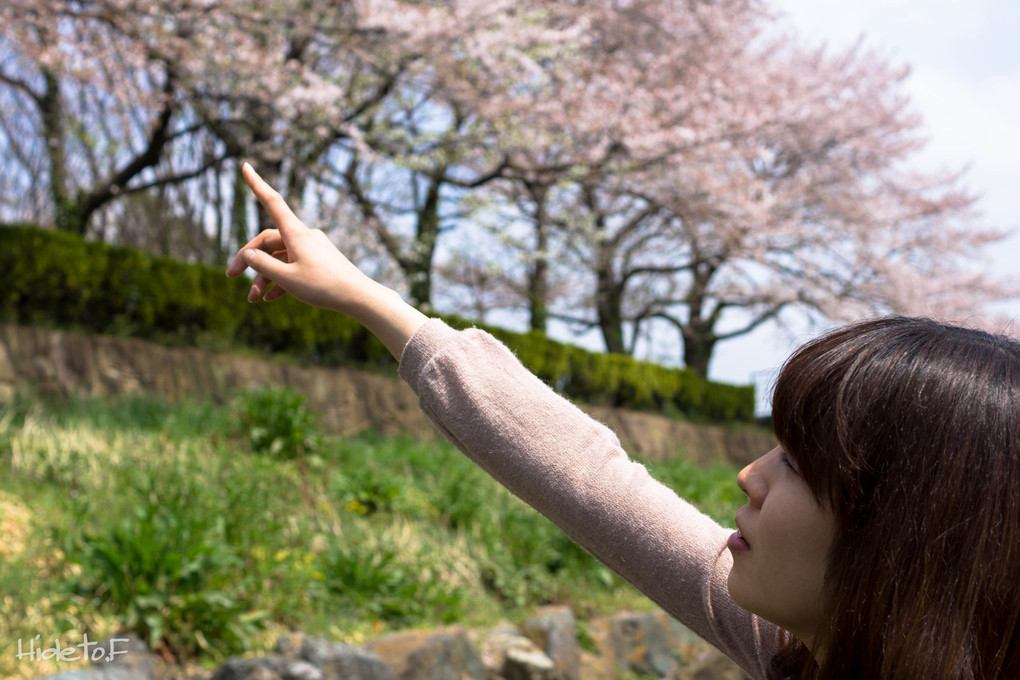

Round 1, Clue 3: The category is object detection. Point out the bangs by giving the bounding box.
[770,316,1020,512]
[770,330,859,506]
[770,318,917,507]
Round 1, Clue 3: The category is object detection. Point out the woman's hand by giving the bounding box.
[226,163,428,359]
[226,163,369,313]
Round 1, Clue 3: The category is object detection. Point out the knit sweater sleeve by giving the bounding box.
[398,319,778,678]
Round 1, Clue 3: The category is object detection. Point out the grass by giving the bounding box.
[0,390,743,679]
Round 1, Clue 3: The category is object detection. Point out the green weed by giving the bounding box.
[235,386,318,459]
[320,530,465,626]
[59,473,264,660]
[0,391,744,677]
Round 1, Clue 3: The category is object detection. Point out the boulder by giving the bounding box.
[34,633,159,680]
[275,635,397,680]
[210,655,323,680]
[478,625,558,680]
[672,647,751,680]
[577,619,615,680]
[587,611,678,677]
[366,627,484,680]
[90,633,158,680]
[521,606,579,680]
[34,671,135,680]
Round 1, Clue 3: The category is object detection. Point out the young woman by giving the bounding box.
[227,164,1020,680]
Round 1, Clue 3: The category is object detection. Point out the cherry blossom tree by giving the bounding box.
[440,0,1014,378]
[1,0,1011,379]
[307,0,590,308]
[550,35,1014,377]
[0,1,235,236]
[451,0,771,339]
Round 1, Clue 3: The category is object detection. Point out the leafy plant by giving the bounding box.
[60,479,263,660]
[332,467,403,516]
[320,535,464,625]
[236,386,318,459]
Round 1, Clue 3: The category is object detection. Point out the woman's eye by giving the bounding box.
[782,452,800,476]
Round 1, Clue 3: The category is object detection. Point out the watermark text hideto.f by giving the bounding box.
[15,634,129,664]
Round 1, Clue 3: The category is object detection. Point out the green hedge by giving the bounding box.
[0,225,754,422]
[0,225,389,367]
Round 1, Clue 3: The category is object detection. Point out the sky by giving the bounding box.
[703,0,1020,409]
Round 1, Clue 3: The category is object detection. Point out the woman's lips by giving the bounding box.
[727,529,751,553]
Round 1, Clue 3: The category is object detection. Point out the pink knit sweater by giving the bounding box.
[399,320,779,678]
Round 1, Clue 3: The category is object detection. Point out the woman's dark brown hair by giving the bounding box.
[766,316,1020,680]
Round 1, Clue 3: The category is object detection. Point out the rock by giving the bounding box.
[479,625,558,680]
[578,619,616,680]
[0,323,436,441]
[90,633,158,680]
[475,622,520,679]
[24,633,159,680]
[521,606,579,680]
[504,648,558,680]
[275,635,397,680]
[584,407,772,467]
[366,627,484,680]
[672,647,751,680]
[0,338,16,401]
[650,612,709,667]
[210,655,323,680]
[587,611,680,678]
[616,611,680,676]
[34,671,135,680]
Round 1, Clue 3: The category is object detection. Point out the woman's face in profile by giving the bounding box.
[727,446,835,647]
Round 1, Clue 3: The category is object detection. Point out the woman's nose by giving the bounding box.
[737,449,774,508]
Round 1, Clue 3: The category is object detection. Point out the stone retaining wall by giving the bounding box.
[0,323,774,466]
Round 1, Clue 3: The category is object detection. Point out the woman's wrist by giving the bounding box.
[347,284,430,360]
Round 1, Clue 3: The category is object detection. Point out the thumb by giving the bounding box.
[243,248,288,278]
[243,248,292,302]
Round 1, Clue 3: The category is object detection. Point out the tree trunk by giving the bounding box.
[680,262,720,378]
[527,186,550,332]
[529,244,549,332]
[230,165,250,253]
[595,262,627,354]
[407,172,443,309]
[681,328,716,379]
[56,72,177,237]
[407,260,434,310]
[40,70,79,234]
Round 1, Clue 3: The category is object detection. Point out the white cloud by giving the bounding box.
[706,0,1020,384]
[771,0,992,47]
[909,64,1020,172]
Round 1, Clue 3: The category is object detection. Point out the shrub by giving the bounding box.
[0,225,754,422]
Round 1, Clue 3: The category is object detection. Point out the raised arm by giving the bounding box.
[225,163,428,359]
[226,166,776,678]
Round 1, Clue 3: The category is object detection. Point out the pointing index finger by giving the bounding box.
[242,163,308,238]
